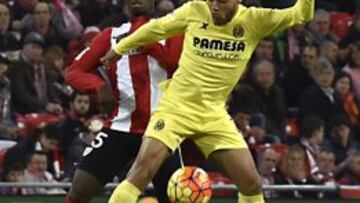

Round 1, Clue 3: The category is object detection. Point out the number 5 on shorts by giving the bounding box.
[82,132,109,156]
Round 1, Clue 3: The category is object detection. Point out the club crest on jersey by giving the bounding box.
[233,26,244,38]
[154,119,165,131]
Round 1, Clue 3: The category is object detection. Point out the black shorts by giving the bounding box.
[78,128,143,184]
[77,128,180,202]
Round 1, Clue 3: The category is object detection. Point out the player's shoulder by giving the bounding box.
[237,3,256,14]
[233,4,265,25]
[180,0,210,19]
[188,0,207,6]
[237,3,270,16]
[183,0,207,10]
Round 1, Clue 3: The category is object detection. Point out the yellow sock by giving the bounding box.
[108,180,141,203]
[238,193,265,203]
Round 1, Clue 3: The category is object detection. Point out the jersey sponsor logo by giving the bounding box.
[193,36,245,52]
[154,119,165,131]
[193,49,241,61]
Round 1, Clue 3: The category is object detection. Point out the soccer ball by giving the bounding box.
[167,166,212,203]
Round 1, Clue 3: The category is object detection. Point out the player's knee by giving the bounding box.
[238,174,262,195]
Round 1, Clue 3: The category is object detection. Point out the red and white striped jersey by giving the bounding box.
[66,16,183,134]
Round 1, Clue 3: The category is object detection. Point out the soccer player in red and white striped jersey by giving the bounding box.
[64,0,183,202]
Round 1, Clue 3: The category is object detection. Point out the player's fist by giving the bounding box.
[100,50,122,66]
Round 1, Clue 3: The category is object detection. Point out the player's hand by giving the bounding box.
[97,84,116,117]
[100,50,122,66]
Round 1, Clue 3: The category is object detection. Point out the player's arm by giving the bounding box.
[65,29,112,93]
[112,2,191,56]
[247,0,314,38]
[142,34,184,72]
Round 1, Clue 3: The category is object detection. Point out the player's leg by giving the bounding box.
[109,113,187,203]
[66,170,103,203]
[195,113,264,203]
[152,150,181,203]
[66,129,137,203]
[209,148,264,203]
[108,137,171,203]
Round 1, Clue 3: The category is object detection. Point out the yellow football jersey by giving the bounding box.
[114,0,314,118]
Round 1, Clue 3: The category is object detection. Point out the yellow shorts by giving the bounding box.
[145,110,248,158]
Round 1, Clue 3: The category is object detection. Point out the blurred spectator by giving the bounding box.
[315,149,338,199]
[0,53,20,140]
[21,2,71,48]
[315,149,336,185]
[228,105,251,134]
[329,12,353,41]
[275,145,319,199]
[299,58,346,135]
[156,0,175,17]
[249,38,285,78]
[52,0,83,37]
[316,0,359,13]
[300,116,325,175]
[257,146,280,198]
[306,9,339,45]
[247,114,281,147]
[0,164,25,195]
[334,72,360,129]
[23,151,65,194]
[254,38,275,62]
[338,151,360,185]
[0,3,21,52]
[284,25,307,63]
[340,12,360,48]
[44,45,72,108]
[319,40,340,71]
[60,91,95,179]
[232,60,287,135]
[3,123,62,176]
[343,41,360,102]
[8,32,62,114]
[324,116,359,175]
[283,44,317,107]
[8,0,39,21]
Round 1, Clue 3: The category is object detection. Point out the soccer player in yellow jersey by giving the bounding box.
[101,0,314,202]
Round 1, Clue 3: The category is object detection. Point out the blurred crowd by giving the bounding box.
[0,0,360,200]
